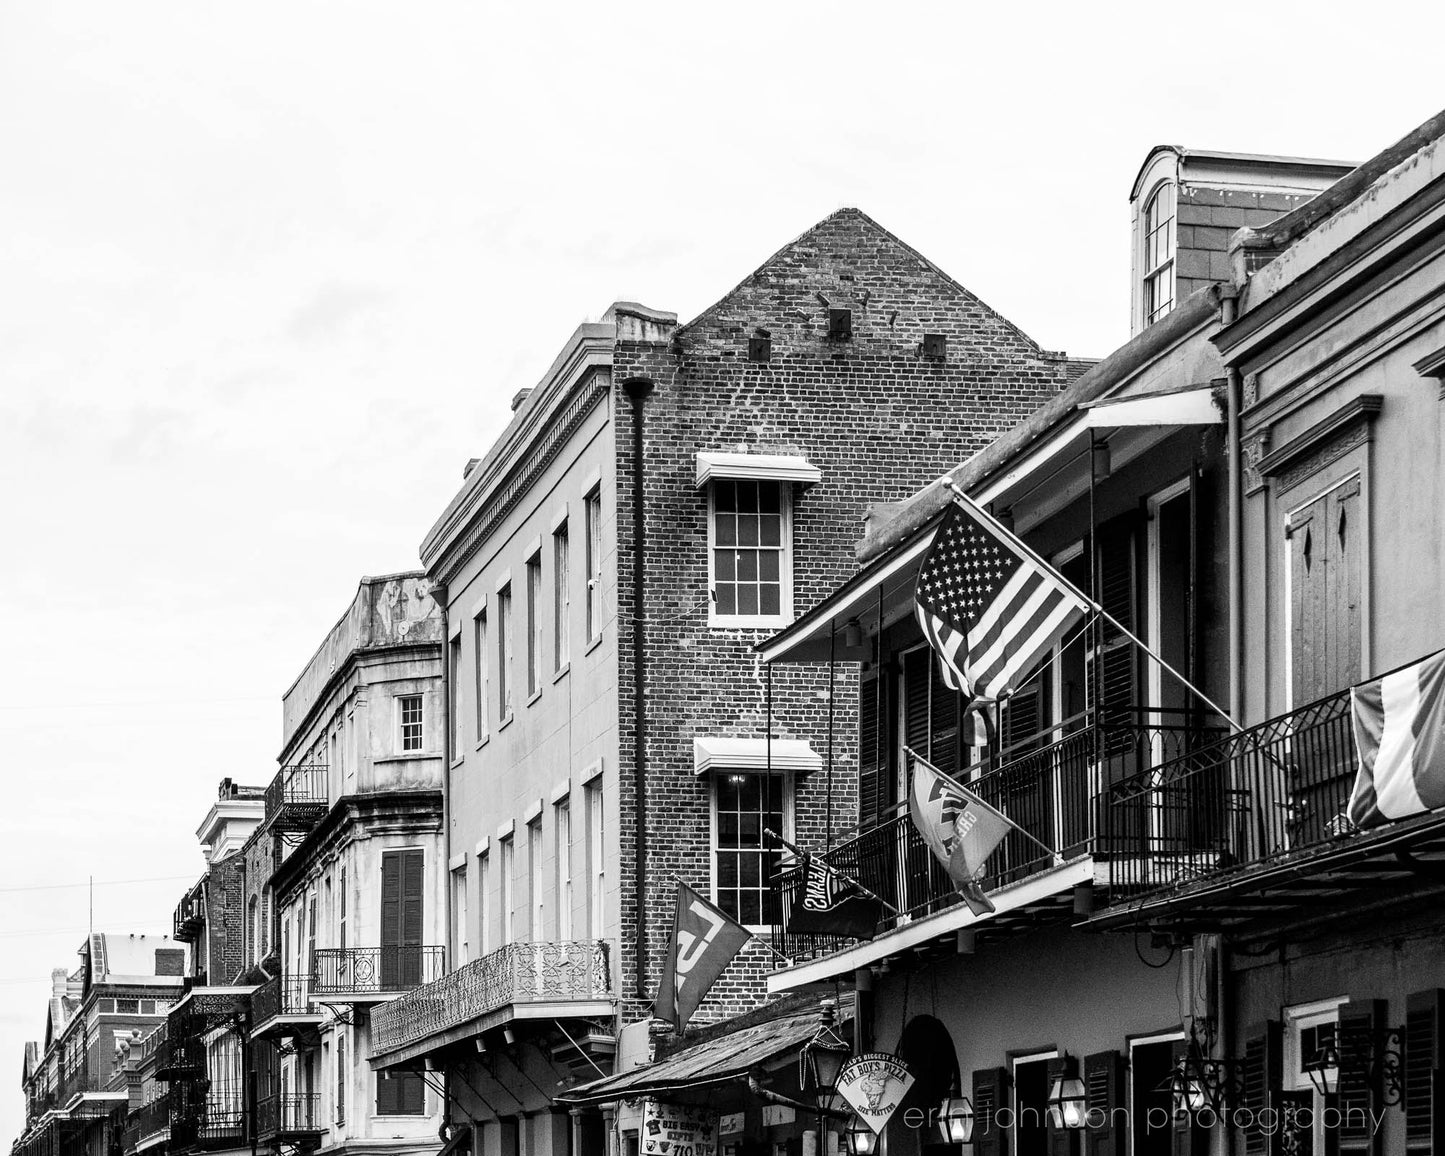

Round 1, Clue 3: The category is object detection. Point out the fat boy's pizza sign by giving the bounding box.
[641,1101,718,1156]
[836,1053,915,1134]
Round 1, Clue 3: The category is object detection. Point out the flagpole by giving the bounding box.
[903,746,1061,863]
[763,829,902,915]
[936,477,1242,733]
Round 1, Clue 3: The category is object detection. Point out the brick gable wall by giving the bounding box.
[611,208,1070,1032]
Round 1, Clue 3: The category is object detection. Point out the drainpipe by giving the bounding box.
[621,377,655,1000]
[435,582,451,973]
[1220,286,1243,725]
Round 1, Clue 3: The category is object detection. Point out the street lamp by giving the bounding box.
[1047,1056,1087,1130]
[936,1094,975,1145]
[844,1118,878,1156]
[799,999,851,1110]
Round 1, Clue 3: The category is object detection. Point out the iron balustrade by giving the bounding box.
[255,1094,322,1138]
[772,713,1222,963]
[250,974,315,1024]
[1104,688,1357,898]
[311,945,446,996]
[170,1079,246,1152]
[370,940,613,1057]
[262,765,328,828]
[122,1094,171,1154]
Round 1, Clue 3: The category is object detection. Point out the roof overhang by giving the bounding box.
[693,737,822,776]
[1079,382,1222,427]
[694,451,821,488]
[369,999,616,1071]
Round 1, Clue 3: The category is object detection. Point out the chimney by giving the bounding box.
[51,969,67,999]
[510,388,532,412]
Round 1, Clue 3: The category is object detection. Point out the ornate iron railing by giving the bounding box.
[154,1016,204,1080]
[250,974,315,1025]
[772,714,1222,962]
[262,765,328,828]
[255,1094,321,1138]
[173,883,205,943]
[312,945,446,997]
[1103,688,1356,898]
[370,940,613,1057]
[170,1080,246,1152]
[122,1094,171,1154]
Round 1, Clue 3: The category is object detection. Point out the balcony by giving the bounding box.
[772,713,1222,967]
[370,940,614,1065]
[154,1021,204,1081]
[250,975,321,1041]
[254,1094,322,1144]
[121,1094,171,1155]
[311,945,446,1001]
[170,1082,247,1154]
[173,883,205,943]
[1088,687,1445,932]
[262,765,328,833]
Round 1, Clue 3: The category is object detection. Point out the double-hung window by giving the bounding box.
[712,771,788,928]
[553,521,570,671]
[473,611,488,743]
[709,479,792,627]
[526,552,543,699]
[497,585,513,719]
[1142,182,1176,326]
[398,694,424,753]
[555,800,573,940]
[585,488,603,642]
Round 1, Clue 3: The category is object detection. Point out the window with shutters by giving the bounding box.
[712,772,788,928]
[899,646,964,780]
[375,1069,424,1116]
[970,1067,1009,1156]
[1091,516,1140,756]
[451,865,468,966]
[478,851,492,956]
[858,672,887,830]
[586,784,605,939]
[334,1033,345,1125]
[528,819,544,941]
[1405,989,1443,1152]
[1287,475,1362,705]
[556,799,573,941]
[1011,1053,1055,1156]
[1282,1000,1347,1154]
[379,850,424,989]
[1238,1021,1282,1156]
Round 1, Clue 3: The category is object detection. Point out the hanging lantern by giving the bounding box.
[844,1118,879,1156]
[936,1095,975,1145]
[799,999,851,1110]
[1047,1057,1087,1130]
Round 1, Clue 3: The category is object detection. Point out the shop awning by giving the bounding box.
[693,737,822,776]
[557,1005,829,1105]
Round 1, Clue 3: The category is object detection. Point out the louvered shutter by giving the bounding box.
[904,648,931,760]
[972,1067,1009,1156]
[376,1069,399,1116]
[1090,515,1139,757]
[1338,999,1385,1154]
[1002,681,1042,754]
[1044,1056,1074,1156]
[930,662,961,776]
[401,850,424,986]
[1240,1021,1283,1156]
[1083,1050,1123,1156]
[1406,990,1445,1152]
[859,674,882,828]
[1168,1038,1194,1156]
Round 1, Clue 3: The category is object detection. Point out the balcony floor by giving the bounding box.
[369,997,616,1069]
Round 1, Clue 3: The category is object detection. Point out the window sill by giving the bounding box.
[526,688,543,708]
[375,753,443,765]
[475,734,490,752]
[708,615,794,631]
[497,712,515,732]
[552,663,570,685]
[584,633,604,656]
[449,755,466,770]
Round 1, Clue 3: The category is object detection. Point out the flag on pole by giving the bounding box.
[655,881,751,1031]
[908,751,1018,916]
[915,497,1090,714]
[785,853,884,939]
[1347,651,1445,828]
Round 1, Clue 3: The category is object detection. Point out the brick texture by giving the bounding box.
[609,208,1071,1033]
[204,855,247,984]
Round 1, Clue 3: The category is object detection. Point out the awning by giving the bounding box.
[1079,381,1222,426]
[557,1006,828,1105]
[693,737,822,776]
[694,452,821,489]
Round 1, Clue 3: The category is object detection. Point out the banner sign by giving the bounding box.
[642,1101,719,1156]
[835,1053,915,1134]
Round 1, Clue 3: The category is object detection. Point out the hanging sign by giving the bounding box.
[641,1101,719,1156]
[835,1053,915,1135]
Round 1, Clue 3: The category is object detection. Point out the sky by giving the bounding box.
[0,0,1441,1141]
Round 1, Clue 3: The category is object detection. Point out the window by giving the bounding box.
[1283,1000,1347,1154]
[248,897,259,966]
[473,611,488,743]
[375,1070,425,1116]
[478,851,492,956]
[334,1033,345,1125]
[554,521,570,671]
[498,585,513,718]
[380,850,424,988]
[555,800,573,941]
[585,488,603,641]
[449,631,462,753]
[398,694,424,754]
[528,819,544,942]
[115,998,138,1014]
[586,783,604,938]
[500,836,516,946]
[338,866,347,951]
[1142,183,1175,326]
[451,865,468,967]
[709,479,791,626]
[713,772,786,927]
[526,553,543,698]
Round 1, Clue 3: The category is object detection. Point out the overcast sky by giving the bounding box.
[0,0,1441,1141]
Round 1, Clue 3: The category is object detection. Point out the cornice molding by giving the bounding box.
[1257,394,1382,486]
[269,790,443,899]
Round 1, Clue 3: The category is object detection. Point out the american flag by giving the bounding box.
[915,496,1090,713]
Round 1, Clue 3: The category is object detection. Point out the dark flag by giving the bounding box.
[785,853,883,939]
[655,881,751,1031]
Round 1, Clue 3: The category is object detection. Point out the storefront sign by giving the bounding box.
[835,1053,915,1134]
[718,1114,744,1137]
[761,1105,796,1127]
[642,1101,719,1156]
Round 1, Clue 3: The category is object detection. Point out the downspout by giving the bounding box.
[622,377,655,1000]
[1220,286,1243,725]
[435,582,451,967]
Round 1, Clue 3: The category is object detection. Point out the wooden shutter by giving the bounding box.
[1406,989,1445,1152]
[859,674,882,828]
[376,1069,399,1116]
[1044,1056,1074,1156]
[1240,1021,1283,1156]
[929,661,961,776]
[972,1067,1009,1156]
[1002,681,1042,754]
[380,851,424,988]
[1083,1051,1124,1156]
[904,648,931,766]
[1090,515,1139,754]
[1337,998,1385,1154]
[1289,477,1362,704]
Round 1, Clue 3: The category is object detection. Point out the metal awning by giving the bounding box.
[695,452,821,488]
[557,1006,828,1105]
[693,737,822,776]
[1079,381,1223,426]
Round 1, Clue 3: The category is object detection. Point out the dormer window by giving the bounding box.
[1143,183,1176,326]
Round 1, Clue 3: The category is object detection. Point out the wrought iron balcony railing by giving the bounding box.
[262,764,328,831]
[255,1094,322,1138]
[772,712,1223,963]
[370,940,613,1058]
[1102,688,1357,899]
[173,883,205,943]
[311,946,446,997]
[170,1081,246,1153]
[122,1094,171,1154]
[154,1019,204,1080]
[56,1062,95,1106]
[250,974,317,1028]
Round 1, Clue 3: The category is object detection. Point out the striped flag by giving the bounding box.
[915,498,1090,712]
[1347,651,1445,828]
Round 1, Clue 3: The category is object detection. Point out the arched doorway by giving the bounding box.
[885,1016,960,1156]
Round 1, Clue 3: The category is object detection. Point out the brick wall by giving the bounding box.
[205,855,247,984]
[610,207,1072,1031]
[1175,186,1320,302]
[239,831,279,972]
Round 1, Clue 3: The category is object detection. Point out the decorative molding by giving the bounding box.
[1243,434,1270,496]
[1413,343,1445,400]
[1257,394,1382,492]
[1242,374,1259,410]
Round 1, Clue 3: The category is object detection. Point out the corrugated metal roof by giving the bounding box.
[559,1009,822,1104]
